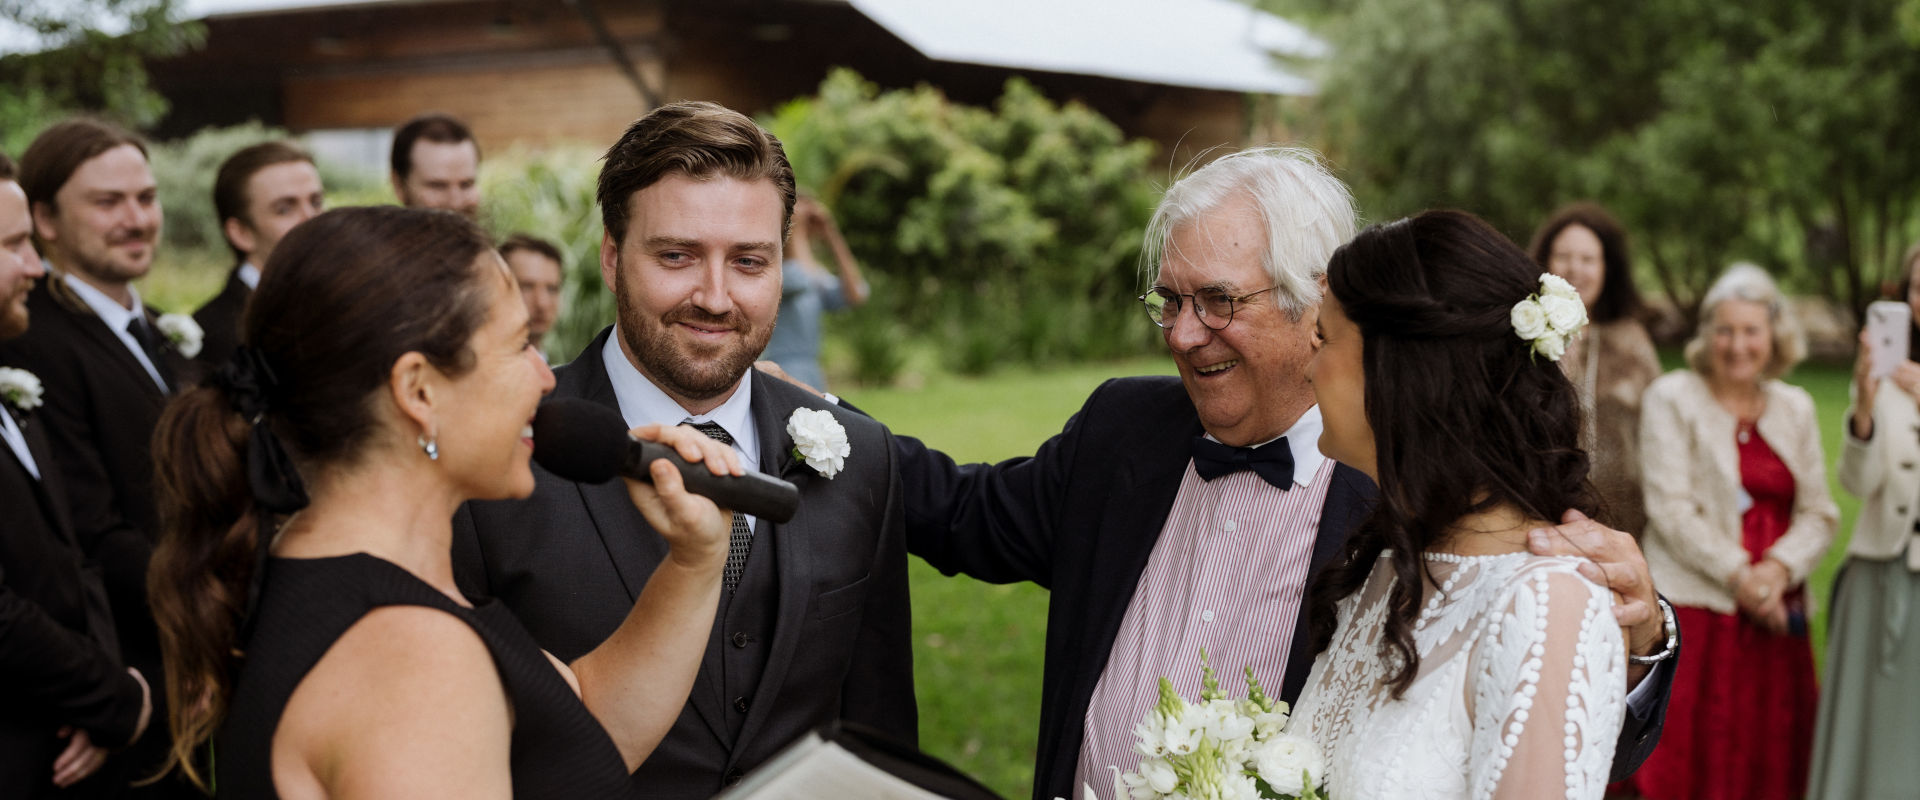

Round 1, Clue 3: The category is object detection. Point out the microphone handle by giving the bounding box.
[620,437,801,523]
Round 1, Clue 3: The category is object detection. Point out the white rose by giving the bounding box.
[1539,272,1578,301]
[785,408,850,478]
[1538,293,1587,334]
[156,313,204,359]
[1534,331,1568,361]
[1252,736,1325,797]
[0,367,44,411]
[1509,298,1549,341]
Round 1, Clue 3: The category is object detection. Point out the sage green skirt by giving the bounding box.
[1806,555,1920,799]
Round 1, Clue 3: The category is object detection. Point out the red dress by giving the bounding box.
[1621,423,1819,800]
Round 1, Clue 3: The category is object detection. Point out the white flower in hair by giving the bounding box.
[786,407,850,479]
[156,313,203,359]
[1539,292,1587,333]
[0,367,43,412]
[1511,273,1588,361]
[1509,298,1549,342]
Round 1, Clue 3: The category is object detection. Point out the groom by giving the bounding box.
[451,102,914,798]
[884,147,1675,799]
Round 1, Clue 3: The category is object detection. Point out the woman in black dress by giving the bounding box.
[146,207,736,797]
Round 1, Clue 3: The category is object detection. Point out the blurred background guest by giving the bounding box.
[1627,263,1837,800]
[1808,242,1920,798]
[148,206,732,795]
[762,194,867,390]
[0,149,153,799]
[193,141,325,367]
[498,232,564,354]
[0,118,194,797]
[389,112,481,219]
[1529,202,1660,534]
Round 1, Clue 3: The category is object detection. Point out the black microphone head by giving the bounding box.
[531,397,630,484]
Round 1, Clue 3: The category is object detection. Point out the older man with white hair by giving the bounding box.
[882,146,1675,800]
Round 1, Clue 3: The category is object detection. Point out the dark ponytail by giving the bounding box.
[1306,210,1597,699]
[148,207,496,789]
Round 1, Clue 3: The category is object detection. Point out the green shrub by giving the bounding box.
[478,145,610,362]
[765,70,1164,377]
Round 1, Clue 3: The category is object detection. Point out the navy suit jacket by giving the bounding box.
[891,375,1668,800]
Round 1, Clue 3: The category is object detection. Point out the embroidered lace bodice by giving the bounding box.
[1290,551,1625,800]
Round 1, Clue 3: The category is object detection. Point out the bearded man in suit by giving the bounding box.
[0,118,196,797]
[452,101,914,798]
[192,140,325,367]
[0,149,154,799]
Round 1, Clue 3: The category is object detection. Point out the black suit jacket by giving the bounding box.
[893,376,1670,800]
[191,267,250,368]
[0,280,192,669]
[0,410,145,798]
[452,327,916,798]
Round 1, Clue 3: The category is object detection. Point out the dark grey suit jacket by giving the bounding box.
[452,327,916,798]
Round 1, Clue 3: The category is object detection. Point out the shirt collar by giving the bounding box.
[600,327,759,467]
[62,270,143,332]
[237,262,260,290]
[1202,405,1327,487]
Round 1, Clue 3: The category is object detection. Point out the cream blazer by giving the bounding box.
[1836,377,1920,569]
[1639,370,1839,614]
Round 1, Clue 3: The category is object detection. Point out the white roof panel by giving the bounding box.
[848,0,1322,95]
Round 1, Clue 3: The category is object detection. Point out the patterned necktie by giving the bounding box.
[686,420,752,592]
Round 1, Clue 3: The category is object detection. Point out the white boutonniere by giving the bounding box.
[786,407,850,479]
[155,313,203,359]
[0,366,43,413]
[1510,273,1587,362]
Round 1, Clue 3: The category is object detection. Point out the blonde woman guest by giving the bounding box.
[1625,264,1838,800]
[1808,243,1920,799]
[1528,203,1661,534]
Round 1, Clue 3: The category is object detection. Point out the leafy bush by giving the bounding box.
[764,69,1164,379]
[479,145,610,362]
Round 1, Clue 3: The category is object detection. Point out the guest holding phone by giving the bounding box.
[147,207,738,797]
[1626,263,1838,800]
[1808,242,1920,798]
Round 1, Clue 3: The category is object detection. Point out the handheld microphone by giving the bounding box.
[531,397,800,523]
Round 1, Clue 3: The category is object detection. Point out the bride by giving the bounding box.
[1291,209,1626,798]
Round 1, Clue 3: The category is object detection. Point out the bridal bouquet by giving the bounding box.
[1108,650,1326,800]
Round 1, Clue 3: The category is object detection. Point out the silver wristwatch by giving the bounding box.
[1627,596,1678,666]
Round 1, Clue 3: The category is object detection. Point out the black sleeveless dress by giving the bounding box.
[214,554,631,798]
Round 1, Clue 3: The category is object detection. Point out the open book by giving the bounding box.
[714,722,1003,799]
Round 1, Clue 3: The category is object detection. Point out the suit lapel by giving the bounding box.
[559,328,730,741]
[19,416,78,543]
[1279,464,1377,703]
[732,370,812,752]
[60,298,167,405]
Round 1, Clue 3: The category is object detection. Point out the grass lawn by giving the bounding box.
[843,350,1860,800]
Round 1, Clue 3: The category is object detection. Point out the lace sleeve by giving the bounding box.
[1468,566,1626,800]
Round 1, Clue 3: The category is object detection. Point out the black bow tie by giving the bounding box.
[1191,435,1294,490]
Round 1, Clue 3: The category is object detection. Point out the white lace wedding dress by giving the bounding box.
[1289,551,1625,799]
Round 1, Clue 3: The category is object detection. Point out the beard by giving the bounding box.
[0,288,28,341]
[615,268,771,403]
[68,226,157,284]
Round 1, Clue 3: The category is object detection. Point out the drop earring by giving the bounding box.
[418,434,439,461]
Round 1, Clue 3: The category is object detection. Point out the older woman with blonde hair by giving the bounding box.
[1623,263,1838,800]
[1807,242,1920,798]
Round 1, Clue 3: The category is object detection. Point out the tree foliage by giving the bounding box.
[1284,0,1920,320]
[0,0,201,154]
[764,69,1163,378]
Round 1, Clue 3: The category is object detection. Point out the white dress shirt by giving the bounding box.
[62,271,167,392]
[0,405,38,480]
[600,327,762,531]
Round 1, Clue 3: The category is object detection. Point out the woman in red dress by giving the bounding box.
[1628,263,1838,799]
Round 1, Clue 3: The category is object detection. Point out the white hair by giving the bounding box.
[1683,261,1807,380]
[1142,146,1358,318]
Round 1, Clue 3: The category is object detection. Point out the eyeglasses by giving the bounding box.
[1139,286,1277,330]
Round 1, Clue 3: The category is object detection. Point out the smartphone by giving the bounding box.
[1865,301,1911,379]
